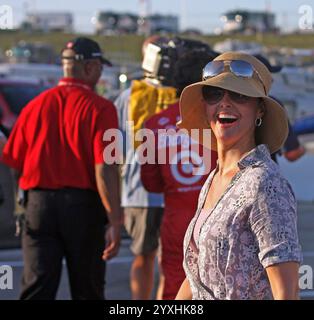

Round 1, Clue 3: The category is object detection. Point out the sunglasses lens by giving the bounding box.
[202,61,224,80]
[202,86,224,104]
[230,60,254,77]
[229,91,251,103]
[202,87,252,104]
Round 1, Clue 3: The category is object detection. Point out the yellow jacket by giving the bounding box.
[129,79,177,148]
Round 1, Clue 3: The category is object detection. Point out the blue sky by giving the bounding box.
[5,0,314,33]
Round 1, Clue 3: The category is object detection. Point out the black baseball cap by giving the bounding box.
[254,54,282,73]
[62,37,112,66]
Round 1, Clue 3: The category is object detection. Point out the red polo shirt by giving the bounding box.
[2,78,118,191]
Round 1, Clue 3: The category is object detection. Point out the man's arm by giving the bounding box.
[141,163,164,193]
[140,131,164,193]
[283,122,305,162]
[283,146,305,162]
[140,119,164,193]
[95,163,123,260]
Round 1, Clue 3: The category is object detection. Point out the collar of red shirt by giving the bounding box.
[58,77,92,91]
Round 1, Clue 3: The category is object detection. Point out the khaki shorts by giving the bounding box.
[124,207,164,255]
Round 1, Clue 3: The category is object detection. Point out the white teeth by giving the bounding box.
[218,114,237,120]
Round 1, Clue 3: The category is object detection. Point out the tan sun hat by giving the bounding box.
[177,51,288,154]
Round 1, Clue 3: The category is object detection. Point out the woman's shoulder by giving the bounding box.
[239,145,278,179]
[246,159,295,201]
[240,149,293,196]
[249,157,280,178]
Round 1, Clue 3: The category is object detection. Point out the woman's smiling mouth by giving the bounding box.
[216,113,239,126]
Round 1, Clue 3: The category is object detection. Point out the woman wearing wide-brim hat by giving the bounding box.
[175,51,302,300]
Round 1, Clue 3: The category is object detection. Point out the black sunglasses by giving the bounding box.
[202,86,256,104]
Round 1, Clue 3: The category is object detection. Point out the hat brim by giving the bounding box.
[269,65,282,73]
[177,73,288,154]
[100,56,112,67]
[254,54,282,73]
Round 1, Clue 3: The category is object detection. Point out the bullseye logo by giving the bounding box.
[170,150,206,185]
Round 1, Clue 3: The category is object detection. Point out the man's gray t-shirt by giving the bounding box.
[114,87,163,208]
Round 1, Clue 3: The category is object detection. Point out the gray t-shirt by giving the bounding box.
[114,86,164,208]
[184,144,302,300]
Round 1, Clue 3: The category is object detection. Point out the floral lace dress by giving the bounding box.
[183,144,302,300]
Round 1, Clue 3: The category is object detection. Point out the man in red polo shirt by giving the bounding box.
[2,37,122,300]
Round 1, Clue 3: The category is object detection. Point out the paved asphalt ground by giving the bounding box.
[0,237,137,300]
[0,201,314,300]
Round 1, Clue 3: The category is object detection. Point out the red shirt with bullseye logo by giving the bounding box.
[141,102,217,299]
